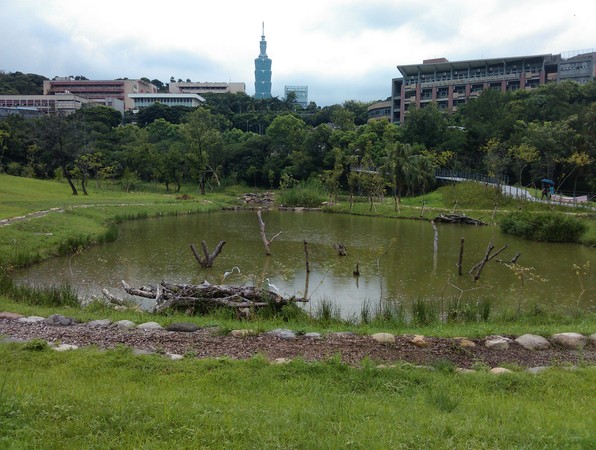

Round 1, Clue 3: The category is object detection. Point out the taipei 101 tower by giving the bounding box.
[254,22,272,99]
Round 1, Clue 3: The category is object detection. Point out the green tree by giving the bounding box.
[182,108,223,194]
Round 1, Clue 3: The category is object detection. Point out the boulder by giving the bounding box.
[231,329,254,337]
[590,333,596,347]
[271,358,292,365]
[551,332,587,350]
[515,334,551,350]
[137,322,163,330]
[411,335,430,348]
[45,314,77,326]
[53,344,79,352]
[87,319,112,328]
[458,339,476,348]
[166,353,184,360]
[113,320,136,328]
[166,322,201,333]
[267,328,297,340]
[371,332,395,344]
[304,332,323,340]
[489,367,512,374]
[18,316,45,323]
[485,337,510,350]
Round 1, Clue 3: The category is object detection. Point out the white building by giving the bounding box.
[128,93,206,110]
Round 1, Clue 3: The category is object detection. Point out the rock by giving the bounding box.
[456,368,476,374]
[271,358,292,365]
[166,322,201,332]
[267,328,297,340]
[304,332,323,340]
[527,366,550,374]
[45,314,77,326]
[87,319,112,328]
[166,353,184,360]
[0,312,24,320]
[410,335,429,348]
[18,316,45,323]
[371,332,395,344]
[113,320,136,328]
[515,334,551,350]
[489,367,512,374]
[485,337,509,350]
[551,332,587,350]
[53,344,78,352]
[458,339,476,348]
[133,348,153,355]
[231,329,254,337]
[137,322,163,330]
[590,333,596,346]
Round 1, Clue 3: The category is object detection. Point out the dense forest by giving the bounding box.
[1,70,594,198]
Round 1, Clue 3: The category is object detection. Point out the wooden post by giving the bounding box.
[510,252,521,263]
[303,240,310,273]
[457,237,464,276]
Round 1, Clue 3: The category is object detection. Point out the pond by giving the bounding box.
[14,210,595,318]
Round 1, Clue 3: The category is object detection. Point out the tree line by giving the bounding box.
[1,78,594,198]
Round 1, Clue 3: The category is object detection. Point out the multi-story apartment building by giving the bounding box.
[43,77,157,110]
[391,50,595,124]
[169,81,245,95]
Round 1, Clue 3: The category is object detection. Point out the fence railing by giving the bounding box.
[435,169,509,186]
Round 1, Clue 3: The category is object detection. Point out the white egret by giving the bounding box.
[265,278,279,292]
[221,266,241,283]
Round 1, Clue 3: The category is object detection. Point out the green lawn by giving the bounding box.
[1,343,594,449]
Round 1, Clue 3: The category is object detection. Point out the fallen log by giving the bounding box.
[433,214,486,226]
[120,280,307,314]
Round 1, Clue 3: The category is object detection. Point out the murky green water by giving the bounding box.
[14,210,595,317]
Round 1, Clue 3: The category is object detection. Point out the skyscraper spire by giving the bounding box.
[254,22,272,99]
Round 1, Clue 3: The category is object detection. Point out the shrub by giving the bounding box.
[500,211,587,243]
[278,179,326,208]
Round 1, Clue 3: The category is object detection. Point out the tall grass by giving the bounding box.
[278,179,327,207]
[0,272,79,307]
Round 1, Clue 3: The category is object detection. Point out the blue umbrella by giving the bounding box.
[541,179,555,185]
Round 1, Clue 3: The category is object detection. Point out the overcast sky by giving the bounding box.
[1,0,595,106]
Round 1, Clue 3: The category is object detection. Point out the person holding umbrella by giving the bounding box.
[541,179,554,199]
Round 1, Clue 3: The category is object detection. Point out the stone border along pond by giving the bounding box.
[1,311,595,374]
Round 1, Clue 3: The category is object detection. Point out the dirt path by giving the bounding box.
[1,317,594,370]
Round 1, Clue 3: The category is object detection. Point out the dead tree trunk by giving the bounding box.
[303,240,310,273]
[190,240,226,268]
[257,209,282,255]
[333,243,347,256]
[471,240,495,282]
[457,237,464,276]
[469,244,508,274]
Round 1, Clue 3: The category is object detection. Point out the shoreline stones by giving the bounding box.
[551,332,587,350]
[515,334,551,351]
[1,311,594,370]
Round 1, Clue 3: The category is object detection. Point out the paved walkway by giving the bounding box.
[436,176,592,208]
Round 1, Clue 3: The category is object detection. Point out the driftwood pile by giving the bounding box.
[433,214,486,226]
[105,280,307,314]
